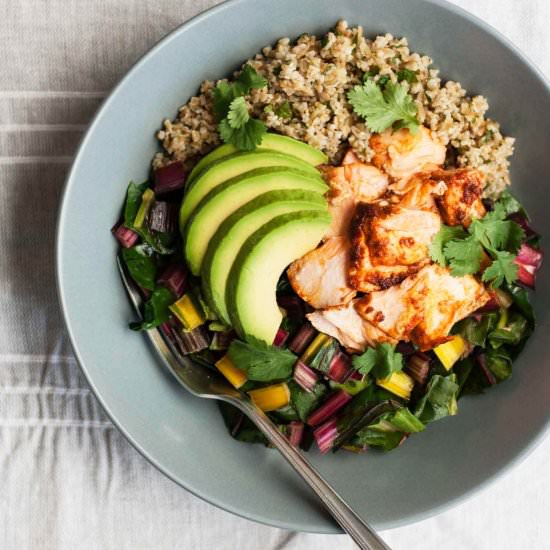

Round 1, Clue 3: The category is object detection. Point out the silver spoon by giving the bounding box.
[117,257,391,550]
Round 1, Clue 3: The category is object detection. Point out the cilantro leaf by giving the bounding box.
[499,221,525,252]
[219,117,267,151]
[429,225,468,266]
[481,202,507,223]
[213,66,268,151]
[212,81,241,121]
[351,347,377,375]
[226,96,250,128]
[482,250,518,288]
[498,191,525,217]
[274,101,292,120]
[235,64,267,92]
[227,338,296,382]
[469,216,524,254]
[213,65,267,121]
[352,343,403,380]
[430,191,527,288]
[443,236,484,276]
[348,80,419,134]
[397,68,418,84]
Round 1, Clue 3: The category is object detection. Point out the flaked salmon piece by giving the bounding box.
[394,168,485,227]
[432,168,486,227]
[348,202,428,292]
[411,265,490,350]
[341,149,360,165]
[397,172,447,212]
[349,260,424,293]
[355,264,491,350]
[348,203,441,292]
[347,201,440,291]
[366,204,441,266]
[370,127,446,183]
[355,270,428,341]
[322,162,389,238]
[287,237,356,308]
[307,300,395,353]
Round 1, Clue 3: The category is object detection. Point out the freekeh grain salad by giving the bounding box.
[113,21,543,454]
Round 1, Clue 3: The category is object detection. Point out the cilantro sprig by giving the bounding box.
[213,65,268,151]
[218,97,267,151]
[227,337,297,382]
[351,343,404,380]
[430,196,525,287]
[347,79,420,134]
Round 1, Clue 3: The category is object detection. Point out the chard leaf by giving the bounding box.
[354,428,404,451]
[390,408,425,433]
[124,181,149,228]
[414,374,459,424]
[130,287,174,331]
[121,244,156,290]
[289,380,328,422]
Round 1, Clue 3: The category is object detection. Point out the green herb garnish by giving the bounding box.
[274,101,292,120]
[227,337,296,382]
[430,197,525,287]
[213,65,268,151]
[397,68,418,84]
[352,343,404,379]
[347,79,420,134]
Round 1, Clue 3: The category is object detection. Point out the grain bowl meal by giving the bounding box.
[112,21,543,454]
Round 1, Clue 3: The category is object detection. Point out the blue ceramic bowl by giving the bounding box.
[56,0,550,533]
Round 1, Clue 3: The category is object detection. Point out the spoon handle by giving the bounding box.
[234,397,392,550]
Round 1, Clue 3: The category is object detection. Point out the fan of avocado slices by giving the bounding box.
[115,126,542,456]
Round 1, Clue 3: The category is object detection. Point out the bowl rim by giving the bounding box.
[56,0,550,533]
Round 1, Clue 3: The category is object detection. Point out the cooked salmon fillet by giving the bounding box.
[365,204,441,266]
[355,270,428,341]
[370,127,446,184]
[432,168,486,227]
[307,300,395,352]
[348,202,440,292]
[355,264,490,350]
[397,172,447,212]
[410,265,490,349]
[287,237,356,308]
[322,162,388,238]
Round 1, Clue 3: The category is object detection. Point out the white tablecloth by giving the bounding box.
[1,1,549,549]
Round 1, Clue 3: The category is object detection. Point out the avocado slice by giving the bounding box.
[226,211,331,344]
[180,150,322,226]
[202,190,327,324]
[184,166,327,275]
[187,134,328,185]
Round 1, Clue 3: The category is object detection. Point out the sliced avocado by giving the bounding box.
[184,166,327,275]
[180,150,323,226]
[226,211,331,344]
[187,133,328,184]
[202,190,327,324]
